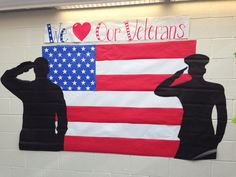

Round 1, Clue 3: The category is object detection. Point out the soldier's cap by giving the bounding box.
[184,54,209,66]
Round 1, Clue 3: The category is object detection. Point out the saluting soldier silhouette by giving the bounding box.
[1,57,68,151]
[154,54,227,160]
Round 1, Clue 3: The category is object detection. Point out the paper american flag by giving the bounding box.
[42,40,196,157]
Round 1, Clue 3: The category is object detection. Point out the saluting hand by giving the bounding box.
[18,61,34,72]
[174,67,188,78]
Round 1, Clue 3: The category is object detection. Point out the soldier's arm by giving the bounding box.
[154,67,187,97]
[56,89,68,136]
[215,87,227,144]
[1,62,34,99]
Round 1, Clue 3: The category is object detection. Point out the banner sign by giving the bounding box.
[44,16,189,43]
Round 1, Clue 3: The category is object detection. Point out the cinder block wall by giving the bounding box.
[0,1,236,177]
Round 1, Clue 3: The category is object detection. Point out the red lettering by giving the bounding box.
[114,28,121,41]
[160,26,169,40]
[177,24,186,38]
[148,26,154,40]
[169,25,177,39]
[137,26,144,40]
[95,22,107,41]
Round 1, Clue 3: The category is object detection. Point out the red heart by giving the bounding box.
[72,22,91,41]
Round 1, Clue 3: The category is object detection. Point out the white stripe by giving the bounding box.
[63,91,182,108]
[96,59,188,74]
[66,122,180,140]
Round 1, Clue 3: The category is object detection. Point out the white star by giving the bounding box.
[81,58,86,62]
[72,47,77,51]
[72,81,77,85]
[63,47,67,51]
[91,81,95,85]
[77,63,81,68]
[86,75,90,80]
[86,86,90,90]
[81,81,86,85]
[58,76,63,80]
[86,52,91,57]
[63,81,67,85]
[77,75,81,80]
[63,69,67,74]
[77,86,81,90]
[81,69,86,74]
[62,58,66,62]
[68,75,72,80]
[91,46,95,51]
[44,48,49,52]
[58,53,62,57]
[54,58,58,62]
[49,64,53,68]
[77,52,81,57]
[72,69,76,74]
[49,76,53,80]
[90,58,95,62]
[90,69,95,74]
[67,52,72,57]
[72,58,76,62]
[49,53,53,57]
[54,81,58,84]
[53,47,57,52]
[68,86,72,90]
[81,47,86,51]
[67,63,72,68]
[86,63,90,68]
[54,69,58,74]
[58,63,62,67]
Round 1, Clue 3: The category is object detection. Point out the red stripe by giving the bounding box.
[67,106,183,125]
[96,40,196,60]
[96,74,191,91]
[64,136,179,157]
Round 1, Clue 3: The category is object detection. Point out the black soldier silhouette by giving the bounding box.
[154,54,227,160]
[1,57,68,151]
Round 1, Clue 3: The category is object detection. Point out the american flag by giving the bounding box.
[42,40,196,157]
[42,45,96,91]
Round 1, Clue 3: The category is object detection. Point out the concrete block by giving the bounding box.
[0,166,11,177]
[91,154,131,173]
[169,159,212,177]
[12,167,42,177]
[190,17,236,39]
[190,18,215,39]
[205,59,234,79]
[25,46,43,61]
[208,79,236,100]
[0,150,25,167]
[217,141,234,161]
[27,28,45,45]
[212,161,236,177]
[110,174,130,177]
[0,133,18,150]
[233,142,236,161]
[0,115,22,132]
[211,38,236,59]
[0,99,10,114]
[212,17,236,38]
[59,152,97,171]
[211,99,233,120]
[9,99,23,115]
[42,170,79,177]
[223,122,236,141]
[26,151,59,169]
[129,156,169,177]
[196,39,212,57]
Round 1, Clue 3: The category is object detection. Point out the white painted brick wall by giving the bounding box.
[0,1,236,177]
